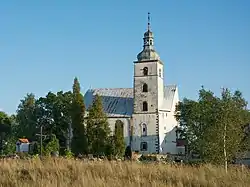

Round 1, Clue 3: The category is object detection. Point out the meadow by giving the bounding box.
[0,158,249,187]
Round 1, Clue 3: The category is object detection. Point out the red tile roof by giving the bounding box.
[18,138,29,143]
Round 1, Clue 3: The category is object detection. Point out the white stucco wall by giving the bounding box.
[16,143,30,153]
[158,89,180,155]
[158,111,178,154]
[157,63,164,107]
[131,113,158,153]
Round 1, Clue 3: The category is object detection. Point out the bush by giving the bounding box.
[64,149,74,159]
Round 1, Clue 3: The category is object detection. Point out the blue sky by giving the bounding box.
[0,0,249,114]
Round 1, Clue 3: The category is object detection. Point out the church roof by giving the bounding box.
[84,88,133,118]
[161,85,178,111]
[84,85,177,118]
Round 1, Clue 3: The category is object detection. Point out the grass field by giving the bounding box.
[0,158,249,187]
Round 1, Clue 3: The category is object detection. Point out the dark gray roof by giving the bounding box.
[84,88,133,117]
[84,85,177,118]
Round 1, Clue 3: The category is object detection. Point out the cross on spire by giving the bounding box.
[148,12,151,31]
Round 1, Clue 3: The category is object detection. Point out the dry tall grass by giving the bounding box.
[0,158,249,187]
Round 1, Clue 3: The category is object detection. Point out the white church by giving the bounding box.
[84,14,183,155]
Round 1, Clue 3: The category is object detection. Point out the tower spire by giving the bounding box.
[147,12,151,31]
[137,12,160,61]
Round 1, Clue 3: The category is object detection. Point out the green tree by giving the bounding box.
[71,77,87,155]
[105,136,116,159]
[44,134,60,156]
[0,111,12,154]
[3,136,16,155]
[35,91,73,153]
[124,145,132,160]
[16,93,37,140]
[113,120,125,157]
[175,87,250,166]
[86,94,111,156]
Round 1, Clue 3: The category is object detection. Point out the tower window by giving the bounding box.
[143,67,148,76]
[143,101,148,111]
[159,69,162,77]
[140,142,148,151]
[141,123,147,136]
[142,83,148,92]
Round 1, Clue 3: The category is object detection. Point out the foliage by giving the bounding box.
[0,111,14,154]
[105,136,116,159]
[35,91,73,153]
[44,134,60,156]
[175,87,250,164]
[86,94,111,156]
[15,91,73,155]
[113,120,125,157]
[32,142,40,155]
[16,93,37,140]
[64,149,74,159]
[32,154,40,159]
[125,146,132,160]
[71,77,87,155]
[3,136,16,155]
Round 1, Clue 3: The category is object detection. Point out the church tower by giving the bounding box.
[132,13,164,154]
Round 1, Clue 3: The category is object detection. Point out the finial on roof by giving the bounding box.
[147,12,151,31]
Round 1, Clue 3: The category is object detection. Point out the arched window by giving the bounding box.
[140,142,148,151]
[142,83,148,92]
[143,67,148,76]
[141,123,147,136]
[159,69,162,77]
[143,101,148,111]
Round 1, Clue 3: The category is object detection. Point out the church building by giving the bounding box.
[84,14,181,155]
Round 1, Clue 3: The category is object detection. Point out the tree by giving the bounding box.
[0,111,12,154]
[175,87,250,166]
[113,120,125,157]
[35,91,73,153]
[105,136,116,159]
[16,93,37,140]
[125,145,132,160]
[44,134,60,156]
[71,77,87,155]
[219,88,249,172]
[3,136,16,155]
[86,94,111,156]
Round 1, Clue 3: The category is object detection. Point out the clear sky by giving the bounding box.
[0,0,249,114]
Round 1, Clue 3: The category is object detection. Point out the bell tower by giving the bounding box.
[132,13,164,154]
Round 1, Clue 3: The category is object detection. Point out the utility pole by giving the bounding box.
[223,122,228,173]
[68,118,72,151]
[61,112,72,151]
[36,125,47,156]
[221,87,228,173]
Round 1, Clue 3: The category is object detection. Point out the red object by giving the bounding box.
[18,138,29,143]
